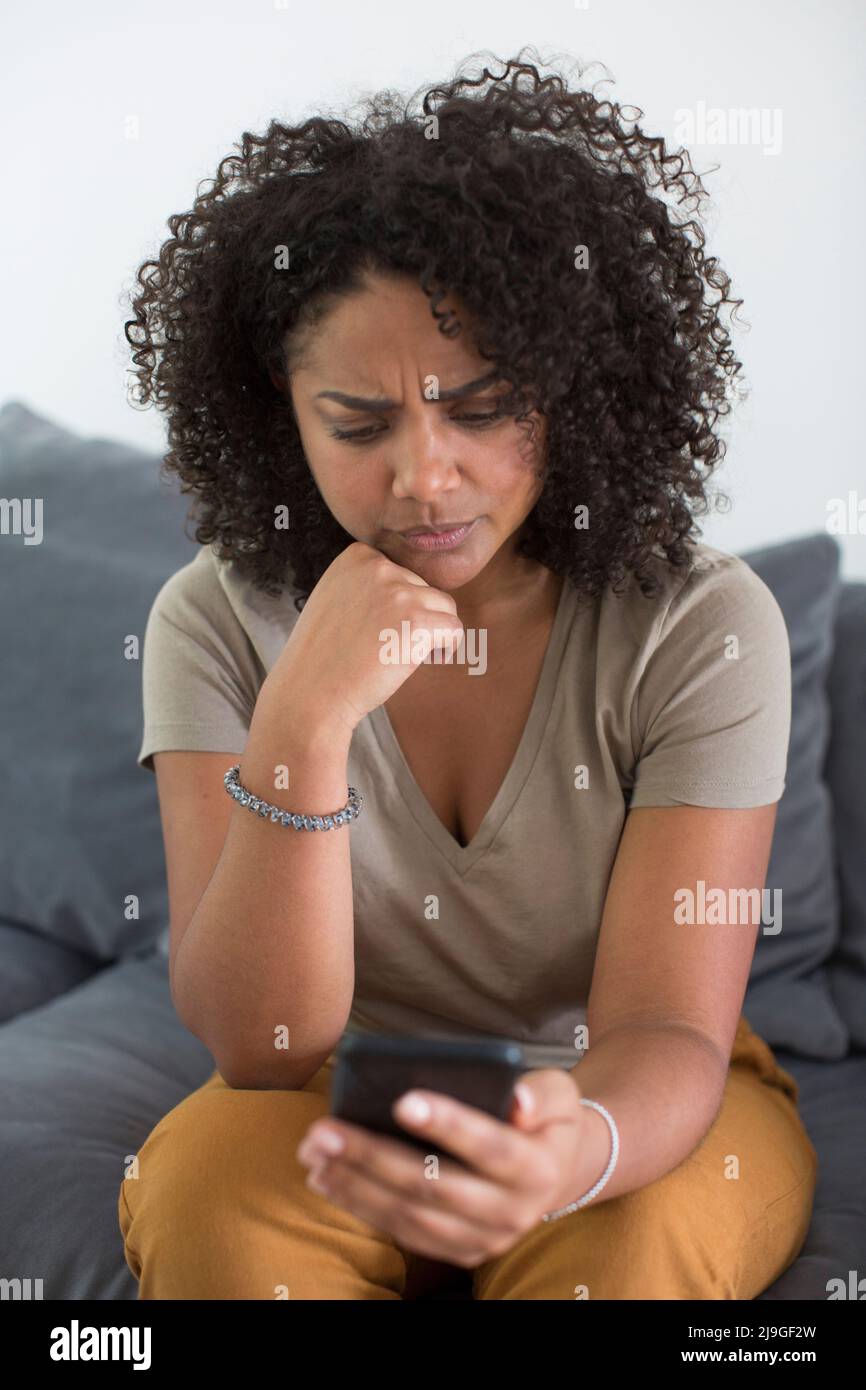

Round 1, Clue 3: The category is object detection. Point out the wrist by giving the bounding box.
[237,685,355,816]
[547,1098,617,1218]
[255,677,357,753]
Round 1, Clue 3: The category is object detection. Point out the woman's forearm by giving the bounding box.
[172,672,357,1090]
[557,1022,729,1209]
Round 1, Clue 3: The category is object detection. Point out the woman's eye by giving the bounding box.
[455,410,506,427]
[326,424,383,442]
[327,410,505,444]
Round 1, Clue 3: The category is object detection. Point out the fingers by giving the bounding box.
[389,1088,534,1187]
[305,1154,506,1268]
[298,1115,512,1233]
[512,1068,585,1131]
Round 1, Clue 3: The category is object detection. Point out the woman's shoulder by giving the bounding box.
[615,537,774,602]
[598,539,787,653]
[587,543,792,809]
[149,544,299,650]
[143,544,247,656]
[149,542,224,614]
[174,543,303,675]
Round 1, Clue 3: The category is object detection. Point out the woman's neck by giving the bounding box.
[451,556,563,633]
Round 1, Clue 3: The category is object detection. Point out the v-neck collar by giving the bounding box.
[368,575,575,875]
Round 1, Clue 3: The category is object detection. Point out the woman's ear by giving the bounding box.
[269,367,286,393]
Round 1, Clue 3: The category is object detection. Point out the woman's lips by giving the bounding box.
[396,519,479,551]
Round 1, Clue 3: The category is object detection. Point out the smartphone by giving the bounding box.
[330,1032,528,1164]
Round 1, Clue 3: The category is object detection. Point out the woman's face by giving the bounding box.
[284,271,547,601]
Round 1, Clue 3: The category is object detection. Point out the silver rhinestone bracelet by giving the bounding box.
[542,1099,620,1221]
[224,763,363,830]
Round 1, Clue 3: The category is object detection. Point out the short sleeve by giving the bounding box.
[137,554,259,774]
[628,555,792,809]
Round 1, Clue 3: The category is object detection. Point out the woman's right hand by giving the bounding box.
[268,541,465,738]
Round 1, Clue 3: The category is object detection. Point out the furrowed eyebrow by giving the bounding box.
[314,370,501,411]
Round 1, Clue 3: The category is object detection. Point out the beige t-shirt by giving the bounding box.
[138,540,791,1071]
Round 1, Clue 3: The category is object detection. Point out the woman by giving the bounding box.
[118,50,817,1299]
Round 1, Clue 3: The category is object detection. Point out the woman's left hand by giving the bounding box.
[295,1068,593,1268]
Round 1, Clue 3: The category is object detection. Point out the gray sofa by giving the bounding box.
[0,398,864,1301]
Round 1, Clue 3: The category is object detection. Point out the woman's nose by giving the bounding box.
[389,417,462,498]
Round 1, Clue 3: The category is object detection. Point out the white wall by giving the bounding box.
[3,0,864,575]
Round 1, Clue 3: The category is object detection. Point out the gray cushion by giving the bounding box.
[824,583,866,1049]
[739,535,848,1059]
[756,1048,866,1298]
[0,400,195,960]
[0,950,214,1299]
[0,919,99,1024]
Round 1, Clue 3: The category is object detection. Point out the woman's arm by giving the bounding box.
[167,667,357,1091]
[558,802,779,1208]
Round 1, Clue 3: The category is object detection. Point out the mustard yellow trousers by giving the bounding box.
[117,1015,818,1300]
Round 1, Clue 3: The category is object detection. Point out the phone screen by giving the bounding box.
[330,1032,528,1162]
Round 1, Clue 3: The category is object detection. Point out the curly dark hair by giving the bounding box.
[125,46,743,613]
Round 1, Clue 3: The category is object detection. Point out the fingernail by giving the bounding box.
[514,1083,534,1115]
[397,1092,431,1123]
[314,1127,345,1154]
